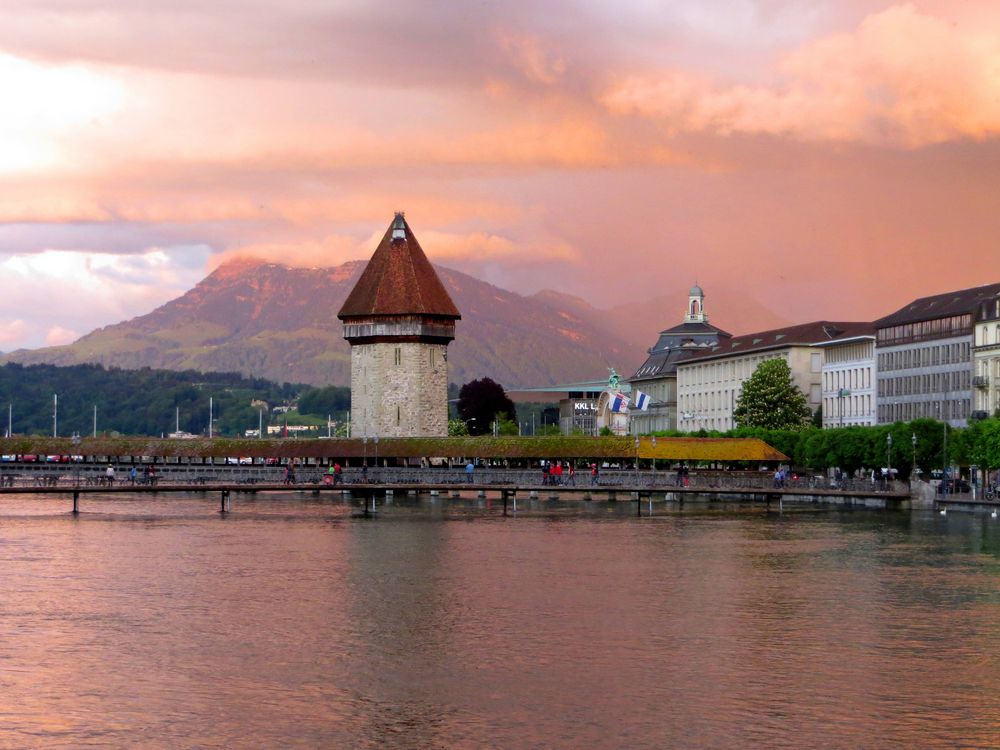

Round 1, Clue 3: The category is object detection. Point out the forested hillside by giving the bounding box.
[0,363,348,437]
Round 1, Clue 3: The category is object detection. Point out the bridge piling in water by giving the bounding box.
[72,490,79,514]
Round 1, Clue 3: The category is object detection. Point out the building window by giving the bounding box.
[394,347,401,366]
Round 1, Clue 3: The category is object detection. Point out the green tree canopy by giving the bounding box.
[0,362,303,437]
[297,386,351,418]
[733,359,812,431]
[457,377,516,436]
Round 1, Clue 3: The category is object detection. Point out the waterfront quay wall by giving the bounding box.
[0,463,914,512]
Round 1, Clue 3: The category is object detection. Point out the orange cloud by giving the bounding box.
[0,319,30,346]
[210,226,580,271]
[44,326,78,346]
[494,30,567,85]
[602,4,1000,147]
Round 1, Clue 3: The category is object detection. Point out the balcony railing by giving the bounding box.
[973,375,989,388]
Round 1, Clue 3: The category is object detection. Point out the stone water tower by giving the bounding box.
[338,213,461,437]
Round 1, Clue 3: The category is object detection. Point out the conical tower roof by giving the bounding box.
[338,213,460,320]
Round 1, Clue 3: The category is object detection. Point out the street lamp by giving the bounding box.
[634,435,640,485]
[911,433,917,478]
[838,388,850,428]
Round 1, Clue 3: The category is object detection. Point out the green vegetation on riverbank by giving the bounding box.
[0,363,350,437]
[647,418,1000,477]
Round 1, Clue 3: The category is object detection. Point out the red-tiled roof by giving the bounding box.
[338,214,461,319]
[875,282,1000,328]
[681,321,872,363]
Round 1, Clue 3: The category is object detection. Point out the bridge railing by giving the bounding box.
[0,464,916,494]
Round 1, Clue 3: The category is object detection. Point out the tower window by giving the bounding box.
[397,406,400,425]
[430,349,435,366]
[394,347,401,366]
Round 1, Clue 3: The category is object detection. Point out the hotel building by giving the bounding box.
[875,283,1000,427]
[815,330,876,428]
[676,321,870,432]
[628,284,730,434]
[973,291,1000,420]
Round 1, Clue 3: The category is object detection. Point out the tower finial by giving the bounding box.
[392,211,406,239]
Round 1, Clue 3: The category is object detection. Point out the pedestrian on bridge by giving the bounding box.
[466,461,474,483]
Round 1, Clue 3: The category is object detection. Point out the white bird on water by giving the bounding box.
[992,510,997,519]
[939,508,947,516]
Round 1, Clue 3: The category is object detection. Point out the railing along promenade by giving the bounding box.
[0,464,918,515]
[0,462,915,491]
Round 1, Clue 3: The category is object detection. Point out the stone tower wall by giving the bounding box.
[349,341,450,437]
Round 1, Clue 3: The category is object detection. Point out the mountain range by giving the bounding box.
[2,259,788,388]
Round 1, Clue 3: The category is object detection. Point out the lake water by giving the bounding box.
[3,492,1000,749]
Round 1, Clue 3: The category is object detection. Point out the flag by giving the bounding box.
[633,390,651,411]
[610,393,630,413]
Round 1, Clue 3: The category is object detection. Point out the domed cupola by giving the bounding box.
[685,282,708,323]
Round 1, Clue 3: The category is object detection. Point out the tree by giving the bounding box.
[732,359,811,430]
[297,386,351,418]
[456,378,516,436]
[495,414,519,436]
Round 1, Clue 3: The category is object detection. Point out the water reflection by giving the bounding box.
[0,493,998,747]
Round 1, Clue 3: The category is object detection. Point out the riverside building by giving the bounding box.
[676,321,870,432]
[815,329,876,428]
[338,213,461,438]
[628,284,730,434]
[973,290,1000,420]
[875,283,1000,427]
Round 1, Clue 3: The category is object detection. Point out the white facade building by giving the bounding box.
[676,321,871,432]
[815,333,876,428]
[628,284,730,434]
[973,292,1000,420]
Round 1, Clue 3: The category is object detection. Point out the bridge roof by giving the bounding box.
[0,436,787,463]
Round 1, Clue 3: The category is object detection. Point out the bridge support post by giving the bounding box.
[220,489,230,513]
[72,490,79,514]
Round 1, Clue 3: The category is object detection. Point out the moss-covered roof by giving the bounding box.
[0,436,787,462]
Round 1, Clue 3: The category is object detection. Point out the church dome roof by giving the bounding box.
[690,283,703,296]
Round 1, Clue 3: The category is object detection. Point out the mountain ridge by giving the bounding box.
[3,258,787,387]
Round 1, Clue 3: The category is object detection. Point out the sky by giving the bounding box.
[1,0,999,349]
